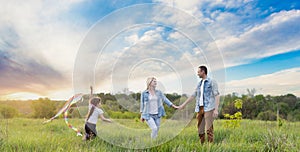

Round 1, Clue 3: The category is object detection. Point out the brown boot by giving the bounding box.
[207,125,214,143]
[199,133,205,144]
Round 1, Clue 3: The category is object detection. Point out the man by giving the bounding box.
[179,65,220,143]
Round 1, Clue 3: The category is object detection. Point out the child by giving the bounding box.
[84,88,111,140]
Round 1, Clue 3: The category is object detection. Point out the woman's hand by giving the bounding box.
[172,104,179,109]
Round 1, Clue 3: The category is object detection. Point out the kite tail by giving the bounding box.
[43,93,84,137]
[43,95,77,124]
[64,110,83,136]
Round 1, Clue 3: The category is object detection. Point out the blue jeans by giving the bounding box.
[146,114,161,139]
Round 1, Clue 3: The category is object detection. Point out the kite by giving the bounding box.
[43,93,84,136]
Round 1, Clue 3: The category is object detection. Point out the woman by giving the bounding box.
[140,77,178,139]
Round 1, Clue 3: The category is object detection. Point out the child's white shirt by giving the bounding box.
[87,104,104,124]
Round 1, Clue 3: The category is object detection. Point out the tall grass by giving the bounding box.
[0,118,299,151]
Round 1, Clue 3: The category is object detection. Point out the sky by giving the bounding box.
[0,0,300,100]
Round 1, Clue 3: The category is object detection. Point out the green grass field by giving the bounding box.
[0,118,299,152]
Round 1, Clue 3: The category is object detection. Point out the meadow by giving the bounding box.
[0,118,299,152]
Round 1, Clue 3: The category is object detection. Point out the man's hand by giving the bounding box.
[178,104,185,110]
[140,118,145,123]
[213,109,219,118]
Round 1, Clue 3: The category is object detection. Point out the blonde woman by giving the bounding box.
[140,77,179,139]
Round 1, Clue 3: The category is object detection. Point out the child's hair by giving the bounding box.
[86,97,101,121]
[146,77,156,90]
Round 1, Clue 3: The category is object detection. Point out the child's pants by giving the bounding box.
[85,122,97,140]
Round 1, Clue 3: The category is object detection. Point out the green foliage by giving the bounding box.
[257,110,277,121]
[277,102,289,119]
[31,98,57,118]
[287,110,300,121]
[221,93,300,121]
[277,117,284,127]
[234,99,243,109]
[223,99,243,128]
[1,92,300,121]
[0,105,18,118]
[241,98,258,119]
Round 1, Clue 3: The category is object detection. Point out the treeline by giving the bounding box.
[0,98,63,118]
[221,93,300,121]
[1,92,299,121]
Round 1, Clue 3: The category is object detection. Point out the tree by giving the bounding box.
[0,105,18,118]
[257,110,277,121]
[287,110,300,121]
[242,98,257,119]
[31,98,57,118]
[277,102,289,119]
[282,94,297,109]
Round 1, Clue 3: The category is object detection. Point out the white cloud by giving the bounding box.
[216,9,300,67]
[140,28,163,42]
[153,0,199,11]
[0,0,87,99]
[186,3,300,69]
[0,0,86,73]
[124,34,139,45]
[153,1,300,69]
[226,68,300,96]
[88,25,203,94]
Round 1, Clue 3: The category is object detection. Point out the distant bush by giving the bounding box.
[31,98,56,118]
[0,105,18,118]
[287,110,300,121]
[257,110,277,121]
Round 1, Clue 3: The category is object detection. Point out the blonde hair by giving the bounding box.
[86,97,101,120]
[146,77,156,90]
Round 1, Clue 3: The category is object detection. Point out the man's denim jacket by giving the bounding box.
[192,77,219,112]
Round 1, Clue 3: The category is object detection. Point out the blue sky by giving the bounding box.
[0,0,300,100]
[227,49,300,81]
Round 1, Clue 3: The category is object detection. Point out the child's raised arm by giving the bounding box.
[90,86,93,97]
